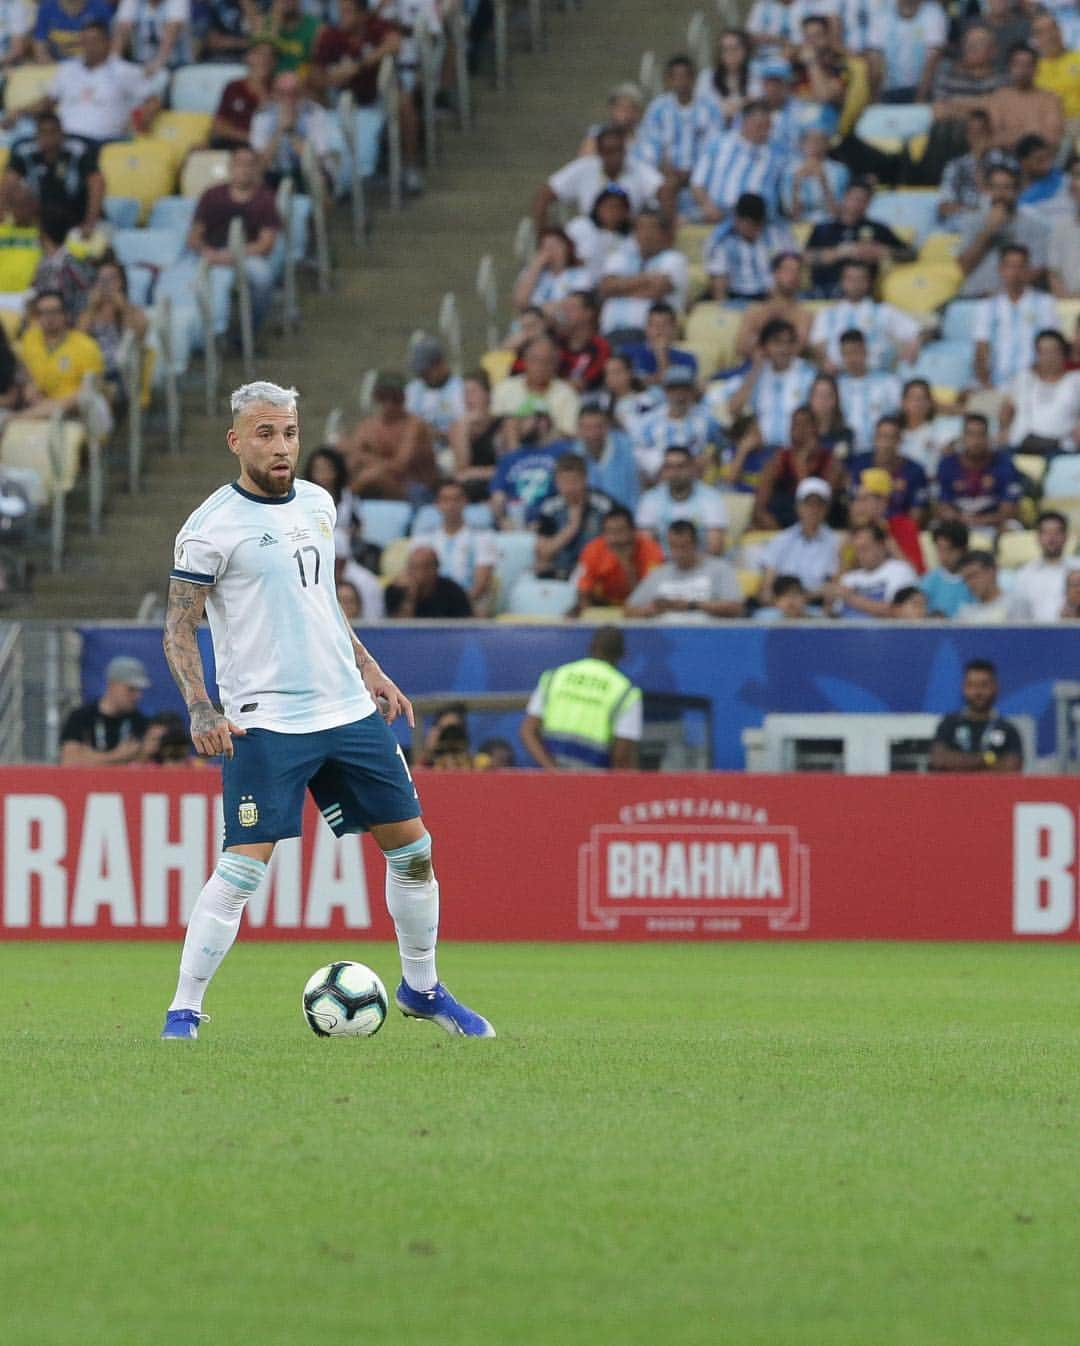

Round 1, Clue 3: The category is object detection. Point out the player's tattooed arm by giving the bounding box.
[349,632,415,728]
[163,579,246,759]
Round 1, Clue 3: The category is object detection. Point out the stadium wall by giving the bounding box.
[78,624,1071,769]
[4,768,1080,941]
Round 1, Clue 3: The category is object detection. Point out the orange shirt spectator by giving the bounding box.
[574,507,664,608]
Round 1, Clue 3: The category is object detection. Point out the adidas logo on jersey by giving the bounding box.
[258,533,278,547]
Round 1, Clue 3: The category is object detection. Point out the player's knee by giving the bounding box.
[385,831,433,883]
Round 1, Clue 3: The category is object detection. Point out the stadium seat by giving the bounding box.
[410,503,439,535]
[790,220,813,248]
[675,222,711,265]
[493,530,537,609]
[145,110,213,170]
[3,64,57,113]
[357,499,413,546]
[148,195,197,238]
[579,605,624,622]
[941,299,981,342]
[868,191,940,246]
[169,63,247,115]
[0,225,40,291]
[997,531,1040,569]
[737,529,777,567]
[897,340,974,392]
[1,418,84,570]
[919,232,962,263]
[100,142,177,223]
[103,197,141,229]
[480,349,514,384]
[737,569,761,598]
[1014,454,1047,487]
[1044,460,1080,498]
[111,228,186,271]
[881,262,962,315]
[1056,298,1080,338]
[340,102,387,179]
[180,150,230,199]
[504,575,575,617]
[682,303,741,375]
[855,103,933,153]
[722,490,754,544]
[379,536,411,579]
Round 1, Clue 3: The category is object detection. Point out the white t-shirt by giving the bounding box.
[340,558,385,623]
[548,154,664,215]
[1006,369,1080,445]
[115,0,192,66]
[50,57,154,142]
[565,216,627,282]
[839,558,916,612]
[172,480,377,733]
[409,525,498,590]
[1011,557,1080,624]
[405,374,465,439]
[900,417,962,477]
[600,241,689,334]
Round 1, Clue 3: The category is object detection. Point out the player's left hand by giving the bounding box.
[363,664,414,728]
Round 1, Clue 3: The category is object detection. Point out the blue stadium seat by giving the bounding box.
[1044,459,1080,497]
[464,502,495,529]
[897,339,974,391]
[494,531,538,611]
[170,63,247,115]
[505,576,575,618]
[103,197,141,229]
[868,191,940,246]
[410,503,440,535]
[148,195,197,238]
[358,500,413,547]
[341,104,386,180]
[111,229,186,271]
[941,300,981,342]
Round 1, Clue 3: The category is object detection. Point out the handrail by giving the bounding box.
[118,328,143,493]
[638,50,660,102]
[476,253,499,351]
[0,621,23,763]
[195,257,218,415]
[437,292,463,375]
[227,214,255,379]
[46,410,66,571]
[419,25,439,170]
[275,175,300,329]
[379,55,403,212]
[452,4,471,131]
[299,138,331,291]
[337,90,369,246]
[687,11,711,73]
[493,0,509,91]
[154,294,181,454]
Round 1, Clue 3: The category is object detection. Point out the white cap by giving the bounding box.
[795,477,832,503]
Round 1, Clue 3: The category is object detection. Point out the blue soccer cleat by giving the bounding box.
[395,981,496,1037]
[160,1009,209,1041]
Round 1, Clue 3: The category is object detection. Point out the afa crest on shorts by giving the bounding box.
[238,795,259,827]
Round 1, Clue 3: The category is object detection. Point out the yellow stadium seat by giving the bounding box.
[838,55,870,138]
[908,133,929,163]
[480,348,514,384]
[1056,298,1080,336]
[738,530,778,564]
[0,147,8,178]
[997,531,1040,570]
[580,605,625,622]
[931,386,962,409]
[790,220,813,248]
[1014,453,1047,486]
[686,261,708,302]
[722,490,754,544]
[881,262,962,315]
[919,530,936,570]
[919,231,961,263]
[180,149,230,199]
[100,141,177,223]
[0,419,83,503]
[682,302,741,374]
[737,568,762,598]
[379,535,412,580]
[675,222,711,263]
[144,110,213,170]
[4,64,57,113]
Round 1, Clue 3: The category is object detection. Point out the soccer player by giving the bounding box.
[159,382,495,1040]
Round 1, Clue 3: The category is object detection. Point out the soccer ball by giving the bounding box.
[302,961,388,1038]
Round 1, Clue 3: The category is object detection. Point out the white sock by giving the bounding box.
[168,853,267,1012]
[384,833,439,992]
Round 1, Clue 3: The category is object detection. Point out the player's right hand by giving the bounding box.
[189,703,246,759]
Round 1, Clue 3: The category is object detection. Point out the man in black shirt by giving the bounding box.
[929,658,1023,772]
[385,546,472,619]
[60,655,154,765]
[805,180,914,297]
[4,112,103,237]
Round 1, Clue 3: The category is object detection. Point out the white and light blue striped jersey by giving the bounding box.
[866,1,947,93]
[972,289,1061,388]
[599,241,690,334]
[633,405,727,478]
[409,525,498,591]
[171,480,377,734]
[637,92,724,173]
[690,130,787,218]
[839,0,873,51]
[751,97,825,160]
[837,371,903,452]
[115,0,193,68]
[748,0,840,52]
[521,264,593,308]
[728,357,816,445]
[0,0,32,59]
[405,373,466,439]
[704,220,798,297]
[635,480,731,547]
[781,156,849,222]
[810,298,921,370]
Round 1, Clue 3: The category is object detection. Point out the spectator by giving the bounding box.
[385,545,472,619]
[492,335,580,436]
[937,109,997,221]
[624,519,744,621]
[727,317,816,447]
[336,580,363,623]
[475,738,516,770]
[867,0,947,104]
[598,209,689,346]
[77,259,148,399]
[753,573,810,621]
[705,191,796,303]
[781,124,849,224]
[572,400,638,510]
[512,229,590,315]
[250,70,338,190]
[577,82,646,158]
[448,371,505,498]
[188,144,281,329]
[791,14,848,113]
[920,518,973,618]
[634,365,727,481]
[957,162,1050,298]
[405,336,465,453]
[556,290,612,393]
[16,22,158,144]
[929,25,1004,183]
[604,351,657,442]
[810,258,923,372]
[1032,12,1080,128]
[929,658,1023,770]
[955,549,1031,623]
[635,444,729,556]
[412,478,498,616]
[849,414,930,525]
[303,444,368,566]
[898,378,962,478]
[934,413,1022,531]
[620,301,698,387]
[211,39,275,148]
[33,0,113,62]
[695,27,755,124]
[565,186,633,284]
[429,724,474,770]
[762,58,827,160]
[891,585,928,619]
[999,329,1080,455]
[3,112,104,238]
[489,399,566,526]
[759,476,839,605]
[754,403,845,530]
[1010,510,1080,623]
[986,42,1064,155]
[13,288,104,422]
[851,465,926,574]
[533,453,612,581]
[534,125,668,231]
[0,0,32,69]
[1048,161,1080,298]
[636,54,722,189]
[690,100,786,224]
[503,306,552,373]
[31,207,93,318]
[342,370,436,502]
[571,504,664,610]
[339,567,388,627]
[1061,569,1080,620]
[263,0,321,72]
[142,710,201,767]
[735,252,813,358]
[968,0,1031,74]
[418,702,469,766]
[59,655,153,766]
[974,243,1061,390]
[520,626,642,771]
[805,180,914,298]
[113,0,192,89]
[204,0,267,61]
[312,0,400,126]
[836,329,903,453]
[1016,133,1070,216]
[808,372,855,459]
[823,521,918,618]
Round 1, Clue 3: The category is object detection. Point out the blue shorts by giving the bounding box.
[222,714,421,848]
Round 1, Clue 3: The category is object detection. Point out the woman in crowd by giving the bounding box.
[603,352,656,442]
[566,186,633,283]
[511,228,590,315]
[302,444,373,568]
[78,259,148,404]
[448,370,507,500]
[808,374,854,460]
[898,378,962,477]
[696,28,756,124]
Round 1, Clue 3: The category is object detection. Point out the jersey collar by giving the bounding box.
[231,481,296,505]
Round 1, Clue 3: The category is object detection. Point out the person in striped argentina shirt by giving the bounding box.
[690,101,787,224]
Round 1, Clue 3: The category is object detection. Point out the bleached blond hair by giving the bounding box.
[230,381,299,422]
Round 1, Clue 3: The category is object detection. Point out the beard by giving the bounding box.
[246,462,295,496]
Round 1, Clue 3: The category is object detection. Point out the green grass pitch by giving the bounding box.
[3,941,1080,1346]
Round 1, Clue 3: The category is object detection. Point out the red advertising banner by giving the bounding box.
[2,768,1080,940]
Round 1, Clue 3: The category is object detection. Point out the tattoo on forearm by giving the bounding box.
[163,580,212,714]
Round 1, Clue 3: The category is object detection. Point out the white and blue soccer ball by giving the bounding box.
[302,961,388,1038]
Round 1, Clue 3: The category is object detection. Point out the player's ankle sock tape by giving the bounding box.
[384,833,433,881]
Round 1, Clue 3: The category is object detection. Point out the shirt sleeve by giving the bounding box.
[972,300,991,343]
[165,0,190,20]
[613,686,643,741]
[171,531,225,586]
[627,567,663,607]
[634,490,659,530]
[925,5,947,47]
[932,713,957,746]
[474,530,499,568]
[59,704,89,744]
[884,304,920,344]
[116,0,136,21]
[34,2,52,40]
[548,158,585,201]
